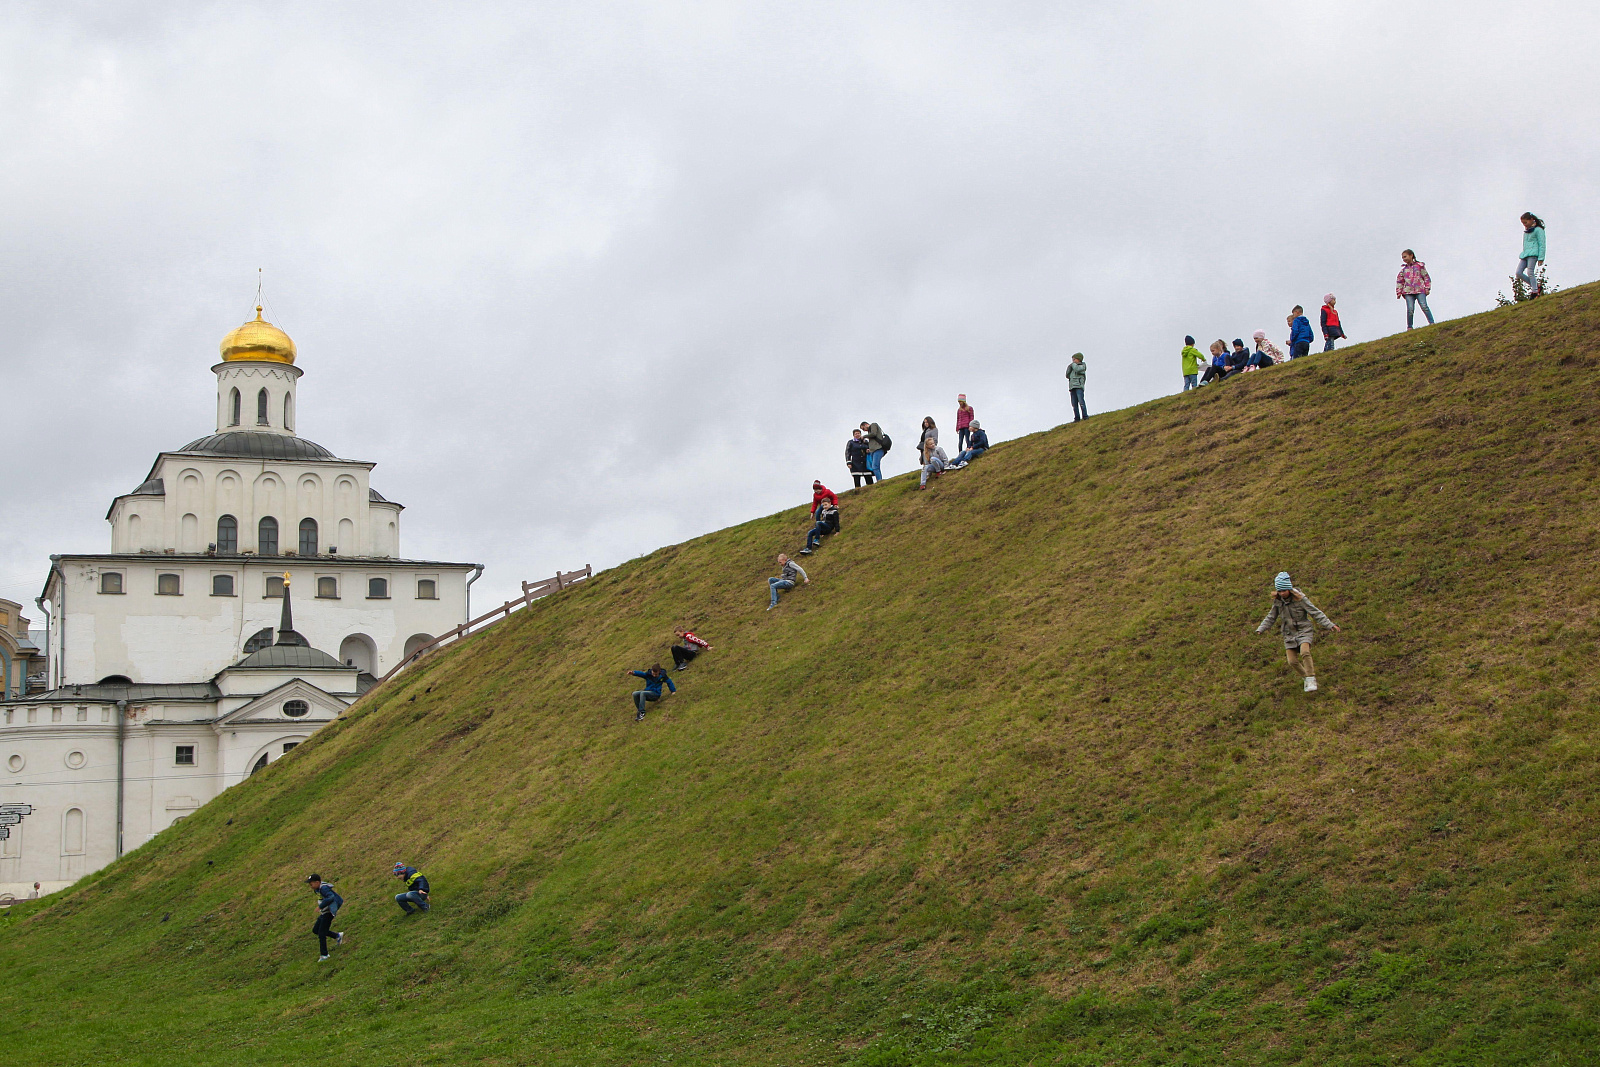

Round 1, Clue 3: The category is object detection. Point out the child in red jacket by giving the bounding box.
[1320,294,1345,352]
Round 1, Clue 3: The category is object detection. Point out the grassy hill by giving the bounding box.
[5,286,1600,1065]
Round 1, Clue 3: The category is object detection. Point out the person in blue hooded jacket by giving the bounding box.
[392,862,431,914]
[304,873,345,961]
[1287,307,1315,358]
[624,664,676,721]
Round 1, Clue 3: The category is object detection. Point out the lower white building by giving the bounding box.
[0,308,480,899]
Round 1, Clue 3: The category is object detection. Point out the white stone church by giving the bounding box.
[0,309,479,899]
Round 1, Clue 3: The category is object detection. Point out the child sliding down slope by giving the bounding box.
[1255,572,1340,692]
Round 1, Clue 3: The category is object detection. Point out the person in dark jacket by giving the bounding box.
[304,873,345,961]
[670,627,712,670]
[1225,340,1250,377]
[801,501,841,555]
[1320,294,1345,352]
[918,417,938,458]
[858,422,888,482]
[624,664,675,721]
[949,421,989,468]
[1287,306,1314,358]
[391,862,431,914]
[845,430,874,488]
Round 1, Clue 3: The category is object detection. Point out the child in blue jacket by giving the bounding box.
[392,862,431,914]
[305,873,345,961]
[1287,306,1314,358]
[624,664,676,721]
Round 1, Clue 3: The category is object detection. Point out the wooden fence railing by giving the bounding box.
[369,565,593,689]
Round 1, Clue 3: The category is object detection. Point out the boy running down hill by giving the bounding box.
[1255,572,1340,692]
[304,874,345,962]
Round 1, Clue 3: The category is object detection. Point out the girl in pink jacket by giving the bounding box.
[1396,249,1434,329]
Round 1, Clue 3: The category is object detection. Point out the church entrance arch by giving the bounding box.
[403,634,435,660]
[339,634,377,674]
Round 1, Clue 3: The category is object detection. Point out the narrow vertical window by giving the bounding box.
[257,388,269,426]
[283,393,294,431]
[298,518,318,556]
[229,388,241,426]
[258,516,279,555]
[216,514,238,553]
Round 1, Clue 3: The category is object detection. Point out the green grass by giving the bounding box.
[5,286,1600,1064]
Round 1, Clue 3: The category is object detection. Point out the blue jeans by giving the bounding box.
[768,577,794,607]
[805,522,831,549]
[1289,342,1310,359]
[1183,374,1198,391]
[632,689,661,715]
[1517,256,1539,289]
[957,427,970,452]
[866,449,883,481]
[396,890,429,914]
[1070,388,1087,420]
[952,447,986,465]
[1404,293,1433,327]
[1323,336,1336,352]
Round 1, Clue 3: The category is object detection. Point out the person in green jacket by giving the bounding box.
[1517,212,1546,296]
[1181,336,1203,392]
[1065,353,1088,421]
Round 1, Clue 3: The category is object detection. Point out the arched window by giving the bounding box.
[156,573,181,596]
[100,572,124,594]
[250,752,269,775]
[316,576,338,598]
[367,577,389,599]
[298,518,318,556]
[212,574,235,597]
[282,699,309,718]
[257,388,269,426]
[216,515,238,554]
[283,393,294,431]
[258,516,279,555]
[264,575,284,598]
[229,388,241,426]
[62,808,85,855]
[416,579,437,599]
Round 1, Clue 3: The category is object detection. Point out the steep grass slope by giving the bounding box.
[5,288,1600,1065]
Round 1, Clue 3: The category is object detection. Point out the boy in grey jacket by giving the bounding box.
[1255,571,1340,692]
[1066,353,1088,421]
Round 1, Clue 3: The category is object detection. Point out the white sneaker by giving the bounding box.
[1304,676,1317,692]
[318,954,330,962]
[336,932,345,945]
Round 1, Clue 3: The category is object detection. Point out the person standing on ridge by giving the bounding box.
[670,627,712,670]
[1517,212,1546,296]
[1320,295,1345,352]
[810,480,838,519]
[1255,571,1340,693]
[767,553,808,610]
[859,422,889,483]
[624,663,675,720]
[918,417,939,459]
[1181,336,1203,391]
[304,873,345,962]
[955,395,976,452]
[1287,306,1314,359]
[845,429,874,488]
[1396,249,1434,328]
[1065,353,1088,420]
[391,862,431,914]
[949,421,988,468]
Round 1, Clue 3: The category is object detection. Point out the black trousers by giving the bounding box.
[670,644,699,668]
[851,471,874,487]
[312,910,339,955]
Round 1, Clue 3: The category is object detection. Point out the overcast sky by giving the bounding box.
[2,1,1597,615]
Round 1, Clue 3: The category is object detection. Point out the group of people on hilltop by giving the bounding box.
[1180,302,1336,391]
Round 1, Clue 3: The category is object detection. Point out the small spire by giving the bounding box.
[275,571,307,647]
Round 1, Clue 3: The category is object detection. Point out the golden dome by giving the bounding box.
[220,307,296,364]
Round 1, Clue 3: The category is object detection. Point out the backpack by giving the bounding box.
[879,432,892,453]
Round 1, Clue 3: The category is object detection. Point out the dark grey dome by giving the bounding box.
[131,477,165,496]
[233,645,348,669]
[177,432,337,461]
